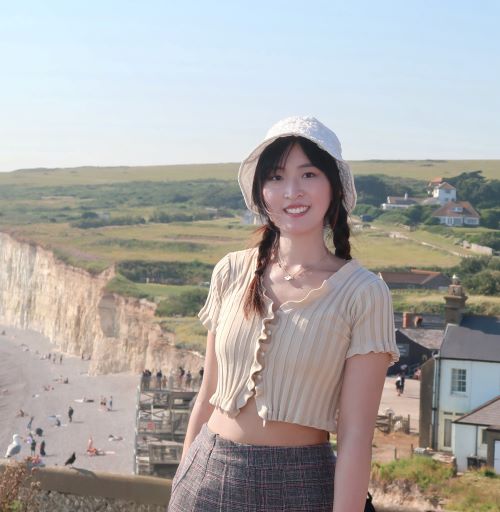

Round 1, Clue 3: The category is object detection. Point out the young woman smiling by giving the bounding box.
[168,116,399,512]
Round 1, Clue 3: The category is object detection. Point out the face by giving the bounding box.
[262,143,333,236]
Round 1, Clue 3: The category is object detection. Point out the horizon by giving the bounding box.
[1,1,499,172]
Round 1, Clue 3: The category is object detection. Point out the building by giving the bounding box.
[432,201,480,227]
[419,277,500,459]
[453,395,500,472]
[381,192,419,210]
[432,182,457,205]
[379,269,451,290]
[392,329,441,377]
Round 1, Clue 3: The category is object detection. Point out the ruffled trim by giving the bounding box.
[345,339,400,367]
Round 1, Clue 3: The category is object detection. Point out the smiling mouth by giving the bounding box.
[284,206,309,214]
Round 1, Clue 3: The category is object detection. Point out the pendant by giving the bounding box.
[284,275,293,281]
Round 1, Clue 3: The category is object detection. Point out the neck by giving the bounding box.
[277,232,330,266]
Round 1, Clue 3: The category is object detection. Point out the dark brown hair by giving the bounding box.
[243,136,352,318]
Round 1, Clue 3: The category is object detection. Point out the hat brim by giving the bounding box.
[238,134,357,215]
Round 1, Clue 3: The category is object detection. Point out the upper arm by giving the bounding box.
[336,352,390,448]
[197,330,218,404]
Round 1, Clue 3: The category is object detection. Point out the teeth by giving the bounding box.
[285,206,308,214]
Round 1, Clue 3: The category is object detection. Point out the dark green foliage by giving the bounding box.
[465,231,500,251]
[95,238,207,253]
[354,174,427,207]
[479,208,500,230]
[376,210,411,224]
[353,204,383,219]
[72,215,146,229]
[451,257,500,296]
[117,260,213,285]
[447,171,500,209]
[105,275,151,299]
[156,288,208,317]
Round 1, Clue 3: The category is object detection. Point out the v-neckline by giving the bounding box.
[260,256,358,314]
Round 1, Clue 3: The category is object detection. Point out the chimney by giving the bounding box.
[444,274,467,325]
[402,312,413,328]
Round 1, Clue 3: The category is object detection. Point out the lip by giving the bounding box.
[283,205,310,216]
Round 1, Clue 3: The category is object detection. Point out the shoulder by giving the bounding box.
[348,262,391,307]
[222,247,258,272]
[212,247,257,280]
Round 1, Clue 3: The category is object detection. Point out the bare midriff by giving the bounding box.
[206,395,329,446]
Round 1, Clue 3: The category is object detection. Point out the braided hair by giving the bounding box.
[243,136,352,318]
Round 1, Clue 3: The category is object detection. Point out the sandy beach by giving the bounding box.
[0,325,138,474]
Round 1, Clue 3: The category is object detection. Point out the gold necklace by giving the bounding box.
[276,250,331,281]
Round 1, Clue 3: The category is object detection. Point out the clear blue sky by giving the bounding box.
[1,1,499,172]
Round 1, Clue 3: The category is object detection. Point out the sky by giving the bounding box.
[1,1,499,172]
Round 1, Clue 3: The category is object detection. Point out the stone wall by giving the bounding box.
[2,462,171,511]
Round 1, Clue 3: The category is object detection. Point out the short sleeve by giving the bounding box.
[346,278,400,366]
[197,254,231,334]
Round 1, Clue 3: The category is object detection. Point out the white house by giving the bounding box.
[433,316,500,453]
[381,193,419,210]
[453,396,500,472]
[432,182,456,205]
[419,278,500,472]
[432,201,480,227]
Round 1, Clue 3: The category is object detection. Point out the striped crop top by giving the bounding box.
[198,248,400,431]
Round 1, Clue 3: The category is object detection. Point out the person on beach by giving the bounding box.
[30,437,36,456]
[68,406,74,423]
[26,416,34,430]
[168,116,399,512]
[40,440,46,456]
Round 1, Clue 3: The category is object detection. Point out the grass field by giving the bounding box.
[0,159,498,186]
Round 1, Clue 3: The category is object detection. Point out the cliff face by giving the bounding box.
[0,233,202,375]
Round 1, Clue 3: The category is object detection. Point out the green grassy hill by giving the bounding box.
[1,159,498,186]
[1,160,498,351]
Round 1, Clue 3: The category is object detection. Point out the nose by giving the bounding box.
[283,176,304,199]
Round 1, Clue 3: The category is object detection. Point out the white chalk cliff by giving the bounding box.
[0,232,202,374]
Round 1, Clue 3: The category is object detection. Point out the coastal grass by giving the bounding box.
[1,160,499,185]
[371,457,500,511]
[160,318,207,353]
[391,289,500,316]
[371,455,455,493]
[350,229,462,268]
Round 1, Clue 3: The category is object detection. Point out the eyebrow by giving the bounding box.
[275,163,316,170]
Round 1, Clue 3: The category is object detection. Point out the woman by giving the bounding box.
[168,116,399,511]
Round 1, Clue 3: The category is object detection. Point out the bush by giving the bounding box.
[156,288,208,317]
[105,275,151,299]
[117,260,213,285]
[371,455,455,492]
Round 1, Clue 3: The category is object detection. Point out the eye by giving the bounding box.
[267,170,283,181]
[303,171,317,178]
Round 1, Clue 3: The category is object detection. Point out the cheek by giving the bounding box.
[262,188,280,213]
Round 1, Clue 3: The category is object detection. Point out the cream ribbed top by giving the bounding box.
[198,248,399,431]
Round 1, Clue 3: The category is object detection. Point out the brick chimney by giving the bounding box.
[444,274,467,325]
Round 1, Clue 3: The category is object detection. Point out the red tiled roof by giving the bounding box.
[437,182,456,190]
[378,269,447,285]
[433,201,480,218]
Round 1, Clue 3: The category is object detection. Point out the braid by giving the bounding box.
[243,224,278,318]
[331,203,352,260]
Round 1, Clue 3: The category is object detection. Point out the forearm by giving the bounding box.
[332,437,372,512]
[181,394,214,461]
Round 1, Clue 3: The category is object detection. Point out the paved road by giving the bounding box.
[379,376,420,433]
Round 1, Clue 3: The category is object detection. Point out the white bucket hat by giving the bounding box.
[238,115,357,214]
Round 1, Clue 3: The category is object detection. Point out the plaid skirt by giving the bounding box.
[168,423,336,511]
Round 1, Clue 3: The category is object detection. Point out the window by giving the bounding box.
[451,368,467,393]
[481,429,488,445]
[444,419,452,447]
